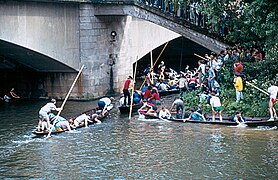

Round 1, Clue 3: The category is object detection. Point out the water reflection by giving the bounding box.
[0,100,277,179]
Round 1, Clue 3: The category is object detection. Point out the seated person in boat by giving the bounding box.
[133,90,142,104]
[3,88,20,103]
[232,112,246,124]
[48,113,72,131]
[146,105,158,116]
[148,89,161,105]
[157,80,169,92]
[159,105,171,119]
[37,99,62,131]
[98,97,114,111]
[183,108,206,122]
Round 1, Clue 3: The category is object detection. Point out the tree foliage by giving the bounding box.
[202,0,278,60]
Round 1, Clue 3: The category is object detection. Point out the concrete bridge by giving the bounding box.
[0,0,229,99]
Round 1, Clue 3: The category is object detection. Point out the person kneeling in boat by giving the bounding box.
[69,114,93,128]
[183,108,206,122]
[138,99,154,114]
[232,112,246,124]
[146,105,158,116]
[159,105,171,120]
[49,113,72,132]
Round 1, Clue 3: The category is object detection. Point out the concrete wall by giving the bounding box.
[79,4,180,98]
[0,1,80,70]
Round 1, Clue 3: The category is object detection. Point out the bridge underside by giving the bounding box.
[0,40,76,72]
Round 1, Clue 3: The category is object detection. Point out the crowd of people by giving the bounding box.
[119,43,277,123]
[138,0,246,37]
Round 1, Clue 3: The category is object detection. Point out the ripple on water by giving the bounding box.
[0,101,277,179]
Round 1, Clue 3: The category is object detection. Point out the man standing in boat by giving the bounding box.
[170,97,185,119]
[267,80,278,121]
[123,76,133,106]
[38,99,62,131]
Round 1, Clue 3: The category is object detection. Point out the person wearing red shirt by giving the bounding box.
[148,89,161,105]
[233,60,243,75]
[123,76,133,106]
[143,86,152,100]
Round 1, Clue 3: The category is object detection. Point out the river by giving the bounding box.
[0,99,277,179]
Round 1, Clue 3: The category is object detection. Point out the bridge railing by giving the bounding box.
[89,0,227,43]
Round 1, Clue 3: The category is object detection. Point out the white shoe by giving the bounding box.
[268,118,274,121]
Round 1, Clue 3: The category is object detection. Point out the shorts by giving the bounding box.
[271,98,277,104]
[39,110,48,119]
[214,106,222,111]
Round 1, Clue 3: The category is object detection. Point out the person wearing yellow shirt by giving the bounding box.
[234,74,243,102]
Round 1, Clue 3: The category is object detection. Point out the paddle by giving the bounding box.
[139,42,169,90]
[46,65,85,138]
[129,59,138,119]
[246,81,270,96]
[194,53,209,61]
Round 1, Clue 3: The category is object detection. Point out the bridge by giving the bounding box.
[0,0,229,99]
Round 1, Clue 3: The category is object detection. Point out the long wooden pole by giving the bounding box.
[246,81,269,96]
[194,53,209,61]
[139,42,169,90]
[129,60,138,119]
[46,65,85,138]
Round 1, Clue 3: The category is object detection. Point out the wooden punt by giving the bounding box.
[32,107,111,136]
[140,113,278,127]
[118,102,143,114]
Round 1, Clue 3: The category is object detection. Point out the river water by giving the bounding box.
[0,99,277,179]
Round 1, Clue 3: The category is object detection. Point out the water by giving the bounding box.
[0,100,277,179]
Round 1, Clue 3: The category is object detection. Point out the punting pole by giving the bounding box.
[139,42,169,90]
[46,65,85,139]
[246,81,270,96]
[129,59,138,119]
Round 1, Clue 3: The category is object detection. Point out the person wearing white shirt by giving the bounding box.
[267,80,278,120]
[159,106,171,119]
[38,99,62,131]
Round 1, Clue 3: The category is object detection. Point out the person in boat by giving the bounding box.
[3,88,20,102]
[176,73,187,96]
[170,97,185,119]
[183,107,206,122]
[123,76,133,106]
[157,61,166,80]
[119,95,127,107]
[267,80,278,121]
[48,113,72,132]
[148,89,161,105]
[37,99,62,131]
[157,79,169,92]
[138,99,154,114]
[133,90,142,104]
[187,74,198,90]
[210,92,223,122]
[232,112,246,124]
[158,105,171,119]
[143,86,152,101]
[146,105,158,116]
[98,97,114,111]
[68,112,101,128]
